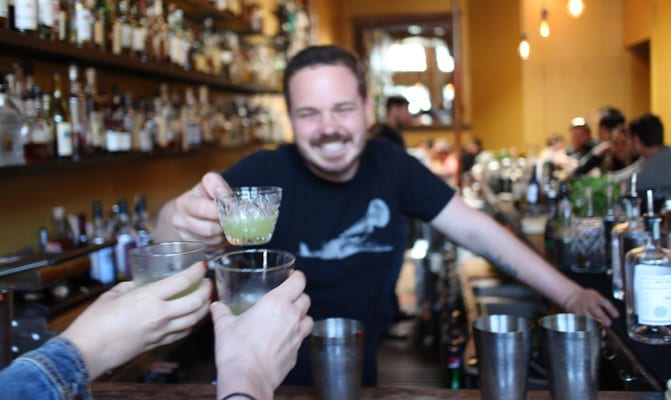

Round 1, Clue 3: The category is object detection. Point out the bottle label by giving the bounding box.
[15,0,38,30]
[526,183,539,205]
[56,121,73,156]
[121,23,132,49]
[132,26,146,51]
[75,7,92,42]
[0,0,7,18]
[634,264,671,325]
[38,0,54,26]
[93,20,105,45]
[89,111,103,147]
[112,22,122,54]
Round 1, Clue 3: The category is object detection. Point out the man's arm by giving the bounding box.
[431,195,619,326]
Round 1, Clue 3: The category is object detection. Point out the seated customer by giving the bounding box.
[629,113,671,199]
[0,263,312,400]
[573,107,626,176]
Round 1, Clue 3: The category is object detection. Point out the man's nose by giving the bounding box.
[318,112,338,134]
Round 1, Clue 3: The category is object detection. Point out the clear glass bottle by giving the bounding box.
[51,72,73,158]
[113,198,137,281]
[46,206,75,253]
[37,0,59,40]
[603,185,619,268]
[613,175,648,300]
[89,200,116,284]
[0,76,25,166]
[625,190,671,345]
[14,0,38,35]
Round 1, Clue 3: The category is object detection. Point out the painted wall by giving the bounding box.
[651,0,671,128]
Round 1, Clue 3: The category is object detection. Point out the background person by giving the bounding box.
[154,45,618,387]
[629,113,671,199]
[371,95,413,148]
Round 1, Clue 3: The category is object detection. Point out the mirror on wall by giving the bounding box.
[354,13,453,127]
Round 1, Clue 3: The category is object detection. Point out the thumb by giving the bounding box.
[202,172,231,200]
[210,301,234,322]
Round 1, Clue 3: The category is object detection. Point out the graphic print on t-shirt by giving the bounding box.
[299,198,394,259]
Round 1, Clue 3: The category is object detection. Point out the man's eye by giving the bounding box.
[297,111,318,119]
[335,106,354,114]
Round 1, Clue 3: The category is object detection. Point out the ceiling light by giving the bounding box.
[567,0,584,18]
[519,33,530,60]
[540,9,550,38]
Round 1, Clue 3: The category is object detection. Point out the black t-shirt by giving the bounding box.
[222,138,455,385]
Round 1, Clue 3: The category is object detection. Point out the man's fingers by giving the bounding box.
[150,262,207,300]
[210,301,234,322]
[203,172,231,199]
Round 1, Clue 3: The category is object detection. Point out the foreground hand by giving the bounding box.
[561,287,619,327]
[61,262,212,378]
[211,271,313,400]
[172,172,231,247]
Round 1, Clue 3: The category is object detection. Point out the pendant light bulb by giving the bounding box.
[540,9,550,38]
[567,0,584,18]
[519,33,530,60]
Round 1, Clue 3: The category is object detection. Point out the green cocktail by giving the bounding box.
[215,186,282,246]
[219,215,277,246]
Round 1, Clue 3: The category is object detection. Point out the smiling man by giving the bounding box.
[154,45,618,387]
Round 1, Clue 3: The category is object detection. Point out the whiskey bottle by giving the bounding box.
[625,190,671,344]
[51,72,73,158]
[89,200,116,284]
[14,0,37,35]
[0,75,25,166]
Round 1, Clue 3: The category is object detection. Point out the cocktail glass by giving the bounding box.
[213,249,295,314]
[129,241,206,297]
[215,186,282,246]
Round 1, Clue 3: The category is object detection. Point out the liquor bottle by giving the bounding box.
[625,190,671,345]
[612,175,647,300]
[89,200,116,284]
[37,0,59,40]
[0,0,8,28]
[113,198,137,281]
[92,0,108,51]
[73,0,92,47]
[84,67,104,153]
[118,0,132,57]
[182,87,202,150]
[57,0,67,41]
[0,75,25,166]
[45,206,75,253]
[76,213,88,247]
[138,98,156,153]
[133,194,152,246]
[51,72,73,158]
[14,0,37,35]
[67,63,87,159]
[603,185,618,267]
[131,0,147,62]
[24,85,55,162]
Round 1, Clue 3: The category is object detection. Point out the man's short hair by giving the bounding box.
[282,45,368,110]
[385,96,409,112]
[598,107,626,131]
[629,113,664,147]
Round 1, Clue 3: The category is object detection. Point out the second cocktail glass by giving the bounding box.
[215,186,282,246]
[212,249,295,314]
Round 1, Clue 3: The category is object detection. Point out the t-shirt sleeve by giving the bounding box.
[396,148,456,221]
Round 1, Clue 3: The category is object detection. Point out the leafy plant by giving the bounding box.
[568,176,620,217]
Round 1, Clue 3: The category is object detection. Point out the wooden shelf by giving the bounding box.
[0,29,279,94]
[0,144,260,179]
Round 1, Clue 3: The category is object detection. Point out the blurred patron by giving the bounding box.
[573,107,626,176]
[629,113,671,198]
[461,137,483,172]
[371,95,413,148]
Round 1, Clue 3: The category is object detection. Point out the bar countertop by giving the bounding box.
[91,383,665,399]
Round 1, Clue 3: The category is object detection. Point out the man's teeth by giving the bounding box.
[321,141,345,152]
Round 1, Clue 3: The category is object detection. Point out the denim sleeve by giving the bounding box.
[0,337,91,400]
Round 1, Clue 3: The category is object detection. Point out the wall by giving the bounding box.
[651,0,671,128]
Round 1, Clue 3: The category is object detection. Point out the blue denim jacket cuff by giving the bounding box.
[22,336,92,399]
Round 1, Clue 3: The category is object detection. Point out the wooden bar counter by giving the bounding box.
[91,383,665,399]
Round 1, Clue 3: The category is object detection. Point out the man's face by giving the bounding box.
[570,126,591,151]
[394,104,412,128]
[611,131,634,162]
[287,64,372,183]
